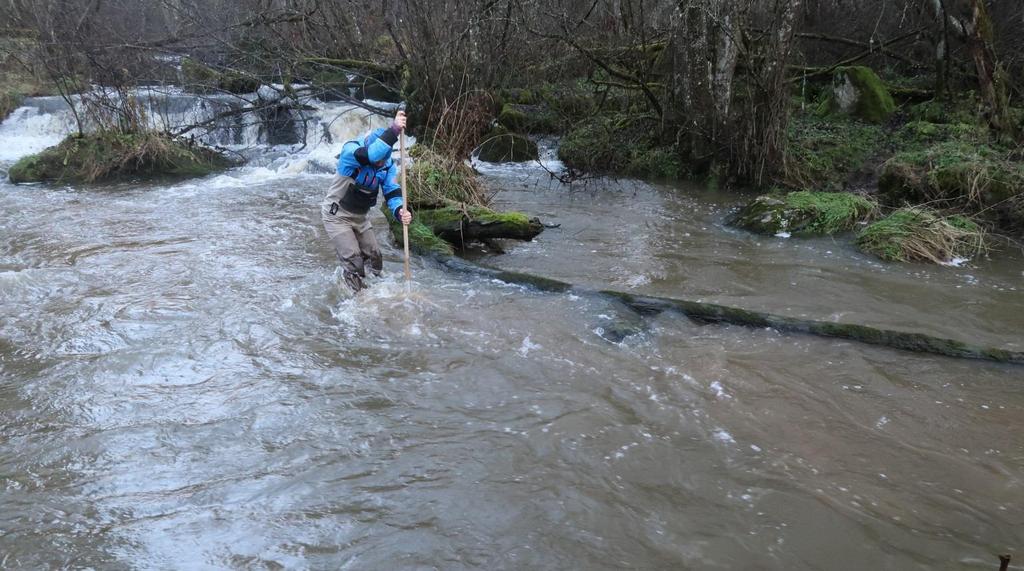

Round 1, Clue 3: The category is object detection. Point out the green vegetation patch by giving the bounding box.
[558,113,682,180]
[407,147,491,208]
[8,131,234,184]
[381,206,454,257]
[784,113,884,190]
[879,140,1024,208]
[907,97,981,125]
[730,191,877,236]
[856,208,984,264]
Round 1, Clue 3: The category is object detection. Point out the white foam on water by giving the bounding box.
[0,106,75,162]
[0,90,411,176]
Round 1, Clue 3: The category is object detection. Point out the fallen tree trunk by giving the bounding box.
[435,257,1024,365]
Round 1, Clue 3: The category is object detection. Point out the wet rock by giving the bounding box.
[729,191,876,236]
[257,103,299,145]
[594,310,647,343]
[497,103,558,134]
[477,129,538,163]
[817,66,895,124]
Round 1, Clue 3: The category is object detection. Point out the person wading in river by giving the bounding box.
[321,110,412,292]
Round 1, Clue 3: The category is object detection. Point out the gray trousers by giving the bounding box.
[323,206,383,292]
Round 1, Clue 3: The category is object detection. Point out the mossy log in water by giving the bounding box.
[382,205,543,254]
[436,256,1024,365]
[417,206,544,246]
[8,132,234,184]
[730,191,876,236]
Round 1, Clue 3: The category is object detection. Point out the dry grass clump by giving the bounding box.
[856,208,985,264]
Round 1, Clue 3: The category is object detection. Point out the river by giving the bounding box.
[1,94,1022,570]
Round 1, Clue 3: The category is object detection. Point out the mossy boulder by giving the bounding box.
[558,114,682,179]
[8,132,234,184]
[856,208,984,264]
[816,66,895,124]
[497,103,559,134]
[729,191,877,236]
[181,58,259,94]
[477,129,538,163]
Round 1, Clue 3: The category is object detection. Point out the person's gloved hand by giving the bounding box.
[395,207,413,225]
[391,110,407,135]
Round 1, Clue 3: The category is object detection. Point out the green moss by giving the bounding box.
[879,140,1024,209]
[477,128,539,162]
[784,112,884,190]
[730,191,876,236]
[817,66,895,124]
[907,96,981,125]
[381,206,454,257]
[497,103,558,134]
[416,206,531,230]
[856,208,985,263]
[8,132,233,184]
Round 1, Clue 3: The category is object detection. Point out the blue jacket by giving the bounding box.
[336,127,404,218]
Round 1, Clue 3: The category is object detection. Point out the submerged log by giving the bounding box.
[435,257,1024,365]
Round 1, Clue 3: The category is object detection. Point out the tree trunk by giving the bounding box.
[964,0,1015,140]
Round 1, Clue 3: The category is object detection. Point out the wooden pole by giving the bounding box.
[400,126,411,282]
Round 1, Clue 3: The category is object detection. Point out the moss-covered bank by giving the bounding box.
[783,112,885,191]
[8,132,234,184]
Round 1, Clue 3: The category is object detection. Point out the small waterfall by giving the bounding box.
[0,87,399,174]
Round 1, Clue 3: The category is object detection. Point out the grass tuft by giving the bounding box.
[856,208,985,264]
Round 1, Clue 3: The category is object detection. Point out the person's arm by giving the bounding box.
[355,110,407,165]
[382,165,411,223]
[337,141,361,175]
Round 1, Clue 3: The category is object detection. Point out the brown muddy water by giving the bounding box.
[1,145,1023,570]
